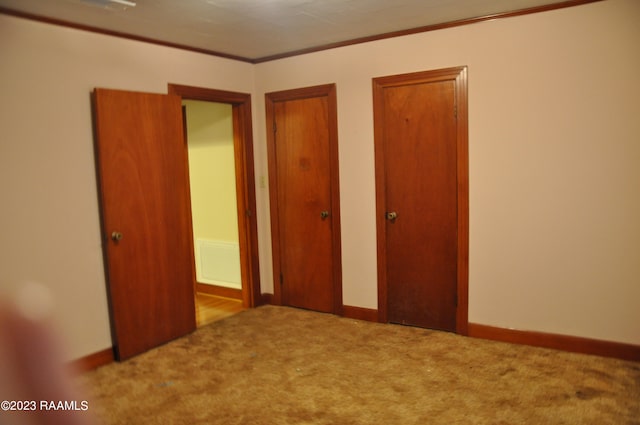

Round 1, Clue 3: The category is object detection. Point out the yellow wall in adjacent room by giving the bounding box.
[184,100,238,243]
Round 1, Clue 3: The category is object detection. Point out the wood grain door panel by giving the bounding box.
[93,88,196,360]
[373,67,469,334]
[266,84,342,314]
[275,97,333,311]
[384,80,457,330]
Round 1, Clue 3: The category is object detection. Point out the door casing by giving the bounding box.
[168,84,262,309]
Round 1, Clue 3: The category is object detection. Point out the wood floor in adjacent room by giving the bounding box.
[195,293,244,327]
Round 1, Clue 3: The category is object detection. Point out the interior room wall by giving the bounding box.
[0,14,255,360]
[254,0,640,345]
[0,0,638,363]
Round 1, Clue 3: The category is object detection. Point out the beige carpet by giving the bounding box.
[78,306,640,424]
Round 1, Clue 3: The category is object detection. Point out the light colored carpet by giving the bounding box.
[78,305,640,424]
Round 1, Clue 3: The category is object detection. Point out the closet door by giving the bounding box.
[373,68,469,333]
[266,84,342,314]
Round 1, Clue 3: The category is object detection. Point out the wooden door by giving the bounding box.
[373,67,469,333]
[266,84,342,314]
[93,88,196,360]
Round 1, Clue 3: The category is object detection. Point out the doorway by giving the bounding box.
[169,84,262,315]
[265,84,343,314]
[182,100,245,326]
[373,67,469,334]
[93,85,260,359]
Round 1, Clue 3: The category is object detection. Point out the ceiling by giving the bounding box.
[0,0,589,62]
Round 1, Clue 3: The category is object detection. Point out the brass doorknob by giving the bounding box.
[111,231,123,242]
[385,211,398,221]
[320,211,330,219]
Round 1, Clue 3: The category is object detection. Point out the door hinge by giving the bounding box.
[279,272,284,285]
[245,208,252,217]
[454,104,458,119]
[273,120,277,133]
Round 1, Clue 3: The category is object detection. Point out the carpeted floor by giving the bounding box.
[78,305,640,424]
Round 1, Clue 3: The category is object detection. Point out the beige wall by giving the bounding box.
[1,0,638,362]
[0,14,255,360]
[253,0,640,344]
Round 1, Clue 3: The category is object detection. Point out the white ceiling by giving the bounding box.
[0,0,586,62]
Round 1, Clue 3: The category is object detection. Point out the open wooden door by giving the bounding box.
[93,88,196,360]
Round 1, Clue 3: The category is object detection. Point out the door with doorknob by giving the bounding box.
[373,67,469,333]
[93,88,196,360]
[266,84,342,314]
